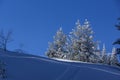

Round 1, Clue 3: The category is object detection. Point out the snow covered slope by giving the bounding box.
[0,50,120,80]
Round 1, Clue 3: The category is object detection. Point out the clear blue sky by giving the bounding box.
[0,0,120,56]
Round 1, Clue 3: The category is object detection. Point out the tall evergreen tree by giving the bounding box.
[93,41,102,63]
[68,20,83,60]
[46,27,67,58]
[101,44,107,63]
[68,19,97,62]
[110,47,119,65]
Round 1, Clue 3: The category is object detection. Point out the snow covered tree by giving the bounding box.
[65,35,74,60]
[93,41,102,63]
[67,20,82,60]
[0,29,13,51]
[101,44,107,64]
[82,19,98,62]
[46,27,67,58]
[109,47,119,65]
[68,19,97,62]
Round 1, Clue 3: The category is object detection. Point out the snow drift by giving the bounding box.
[0,50,120,80]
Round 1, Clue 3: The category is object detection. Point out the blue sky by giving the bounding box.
[0,0,120,56]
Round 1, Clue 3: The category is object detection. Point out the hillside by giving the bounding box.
[0,50,120,80]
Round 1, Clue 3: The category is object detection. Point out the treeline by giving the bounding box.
[46,19,119,66]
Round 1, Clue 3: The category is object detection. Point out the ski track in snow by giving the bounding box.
[75,65,120,76]
[56,64,80,80]
[56,66,70,80]
[56,64,120,80]
[0,53,120,77]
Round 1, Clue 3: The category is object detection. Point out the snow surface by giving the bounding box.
[0,50,120,80]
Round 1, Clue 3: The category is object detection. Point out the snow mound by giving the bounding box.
[0,50,120,80]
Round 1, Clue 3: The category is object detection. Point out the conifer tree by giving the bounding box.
[46,27,67,58]
[68,20,83,60]
[101,44,107,63]
[110,47,119,65]
[68,19,97,62]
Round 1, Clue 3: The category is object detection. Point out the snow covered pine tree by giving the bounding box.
[110,47,119,65]
[68,19,98,62]
[67,20,83,60]
[46,27,67,58]
[101,44,108,64]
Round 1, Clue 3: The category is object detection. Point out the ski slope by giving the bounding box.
[0,50,120,80]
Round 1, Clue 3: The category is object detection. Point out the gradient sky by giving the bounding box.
[0,0,120,56]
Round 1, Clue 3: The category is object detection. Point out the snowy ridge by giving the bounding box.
[0,53,64,64]
[0,51,120,80]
